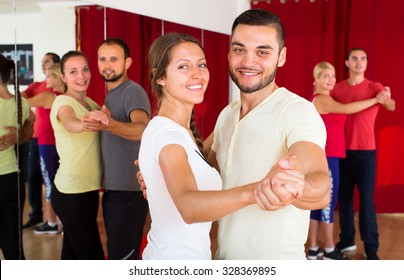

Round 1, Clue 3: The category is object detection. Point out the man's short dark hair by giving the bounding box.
[346,47,366,60]
[45,52,60,63]
[231,9,285,51]
[98,38,131,59]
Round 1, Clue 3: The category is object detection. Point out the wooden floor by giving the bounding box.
[1,190,404,260]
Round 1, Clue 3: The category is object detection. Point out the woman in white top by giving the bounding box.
[139,33,305,260]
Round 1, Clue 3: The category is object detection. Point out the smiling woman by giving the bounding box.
[139,33,223,260]
[49,50,105,260]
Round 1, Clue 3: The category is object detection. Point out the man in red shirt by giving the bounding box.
[332,48,395,260]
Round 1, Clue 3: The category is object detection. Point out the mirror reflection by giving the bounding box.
[0,0,71,259]
[0,0,29,260]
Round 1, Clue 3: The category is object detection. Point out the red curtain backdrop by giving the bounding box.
[75,6,229,139]
[253,0,404,213]
[76,0,403,212]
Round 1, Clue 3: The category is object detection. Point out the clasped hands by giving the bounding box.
[376,86,391,104]
[81,105,110,131]
[255,155,305,211]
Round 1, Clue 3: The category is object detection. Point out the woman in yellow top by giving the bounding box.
[0,54,35,259]
[50,51,104,260]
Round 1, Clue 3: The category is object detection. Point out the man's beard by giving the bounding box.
[229,63,278,94]
[101,70,124,82]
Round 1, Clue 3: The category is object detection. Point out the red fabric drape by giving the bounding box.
[253,0,404,213]
[75,7,229,139]
[76,1,403,212]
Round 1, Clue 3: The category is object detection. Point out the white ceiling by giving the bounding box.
[84,0,248,35]
[0,0,249,35]
[0,0,90,14]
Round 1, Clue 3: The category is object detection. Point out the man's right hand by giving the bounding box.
[255,155,305,211]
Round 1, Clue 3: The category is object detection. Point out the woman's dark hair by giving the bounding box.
[60,50,88,74]
[148,32,206,155]
[0,54,23,126]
